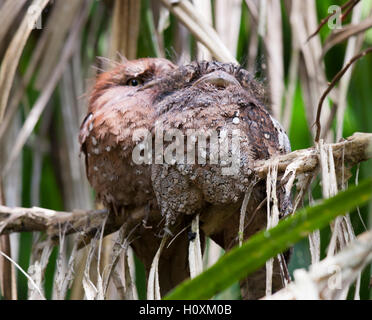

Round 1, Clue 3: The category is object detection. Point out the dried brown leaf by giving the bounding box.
[0,0,50,124]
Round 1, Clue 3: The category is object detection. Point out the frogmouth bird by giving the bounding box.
[79,58,292,299]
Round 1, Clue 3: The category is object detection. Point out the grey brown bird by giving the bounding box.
[79,59,292,299]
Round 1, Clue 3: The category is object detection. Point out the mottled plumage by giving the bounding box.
[80,58,176,208]
[79,59,292,299]
[149,61,291,226]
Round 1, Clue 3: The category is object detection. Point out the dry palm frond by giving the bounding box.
[335,5,371,140]
[238,182,256,247]
[0,22,49,144]
[321,15,372,57]
[307,0,361,42]
[188,214,203,278]
[174,21,191,64]
[1,2,90,176]
[264,229,372,300]
[245,0,259,72]
[314,47,372,142]
[109,0,141,60]
[34,0,84,90]
[53,231,79,300]
[0,178,17,300]
[160,0,237,62]
[193,0,212,61]
[263,0,284,121]
[0,0,50,123]
[0,233,16,299]
[147,235,168,300]
[27,237,53,299]
[297,1,333,141]
[281,0,301,131]
[0,248,45,299]
[59,57,93,211]
[0,0,27,49]
[215,0,242,58]
[265,161,281,296]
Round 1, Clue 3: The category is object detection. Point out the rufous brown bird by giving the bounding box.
[79,59,292,299]
[79,58,194,295]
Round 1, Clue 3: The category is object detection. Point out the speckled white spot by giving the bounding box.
[232,117,240,125]
[93,166,98,171]
[88,122,93,132]
[106,146,111,152]
[264,133,270,139]
[93,148,100,155]
[92,137,97,146]
[269,115,291,152]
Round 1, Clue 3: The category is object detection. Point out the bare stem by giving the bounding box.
[314,48,372,143]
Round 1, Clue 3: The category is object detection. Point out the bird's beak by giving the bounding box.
[192,70,241,89]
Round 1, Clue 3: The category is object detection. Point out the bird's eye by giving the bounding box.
[126,78,143,86]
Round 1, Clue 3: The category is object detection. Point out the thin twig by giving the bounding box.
[314,47,372,142]
[341,0,361,22]
[307,0,360,42]
[0,250,45,299]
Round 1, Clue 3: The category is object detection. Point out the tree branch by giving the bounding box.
[0,206,108,237]
[0,132,370,242]
[254,132,372,178]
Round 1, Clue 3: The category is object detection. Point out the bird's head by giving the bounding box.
[141,61,267,115]
[88,58,177,114]
[79,58,176,148]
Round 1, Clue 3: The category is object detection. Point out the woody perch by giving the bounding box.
[79,58,292,299]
